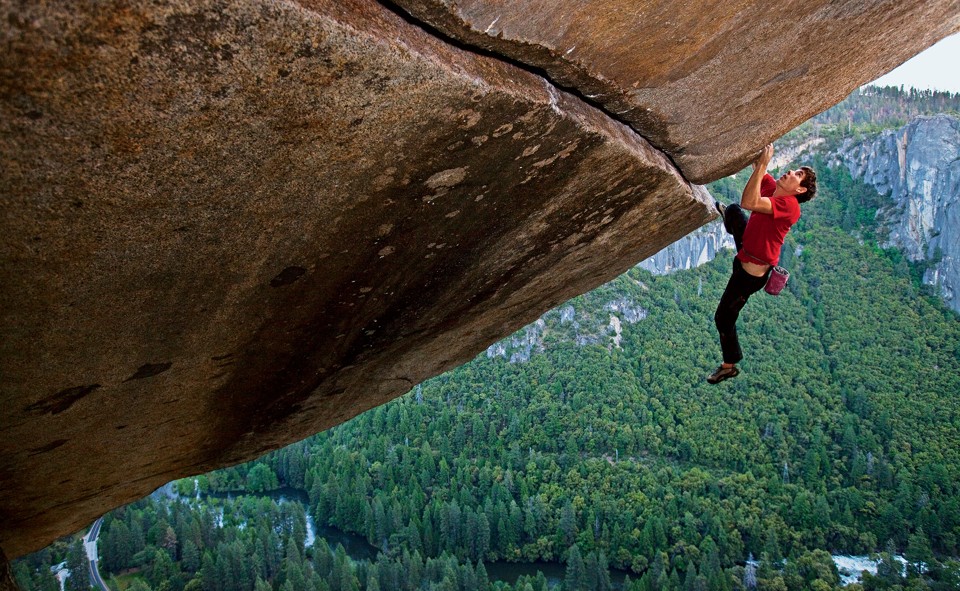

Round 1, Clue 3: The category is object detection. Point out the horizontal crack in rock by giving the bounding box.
[374,0,690,181]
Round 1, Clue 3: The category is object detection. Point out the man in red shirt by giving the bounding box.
[707,143,817,384]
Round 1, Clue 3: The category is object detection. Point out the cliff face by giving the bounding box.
[832,115,960,311]
[641,116,960,294]
[1,0,958,563]
[638,220,733,275]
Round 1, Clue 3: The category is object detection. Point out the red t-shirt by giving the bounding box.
[736,174,801,266]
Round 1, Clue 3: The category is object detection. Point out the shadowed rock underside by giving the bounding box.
[1,0,710,559]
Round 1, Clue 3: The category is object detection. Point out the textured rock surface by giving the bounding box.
[0,0,713,559]
[832,115,960,312]
[390,0,960,182]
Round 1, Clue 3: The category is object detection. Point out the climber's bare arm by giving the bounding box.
[741,144,774,215]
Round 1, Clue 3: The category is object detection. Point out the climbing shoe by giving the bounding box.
[707,365,739,384]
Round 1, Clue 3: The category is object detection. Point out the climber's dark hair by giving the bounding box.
[797,166,817,203]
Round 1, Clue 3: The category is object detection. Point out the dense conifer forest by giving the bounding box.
[14,87,960,591]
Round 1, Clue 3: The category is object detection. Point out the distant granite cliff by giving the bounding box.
[638,219,733,275]
[832,114,960,312]
[642,114,960,317]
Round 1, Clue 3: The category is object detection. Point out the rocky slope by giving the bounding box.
[832,114,960,312]
[638,219,733,275]
[485,293,649,360]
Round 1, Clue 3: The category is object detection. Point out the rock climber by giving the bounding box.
[707,143,817,384]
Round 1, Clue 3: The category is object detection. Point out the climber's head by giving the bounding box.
[796,166,817,203]
[776,166,817,203]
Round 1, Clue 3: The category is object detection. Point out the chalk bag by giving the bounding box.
[764,266,790,296]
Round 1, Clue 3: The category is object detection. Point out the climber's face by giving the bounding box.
[776,168,808,195]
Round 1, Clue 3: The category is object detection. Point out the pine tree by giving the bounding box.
[584,551,599,591]
[905,528,934,577]
[595,550,612,591]
[148,549,176,591]
[559,502,577,548]
[682,564,698,591]
[105,518,133,572]
[66,539,90,591]
[564,545,589,591]
[200,552,218,591]
[181,540,200,574]
[763,529,782,564]
[876,540,903,588]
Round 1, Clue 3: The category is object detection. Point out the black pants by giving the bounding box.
[715,204,769,364]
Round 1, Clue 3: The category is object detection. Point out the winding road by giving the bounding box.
[82,518,109,591]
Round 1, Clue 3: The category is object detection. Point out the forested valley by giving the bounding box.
[14,87,960,591]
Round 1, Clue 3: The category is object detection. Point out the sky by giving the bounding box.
[866,33,960,93]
